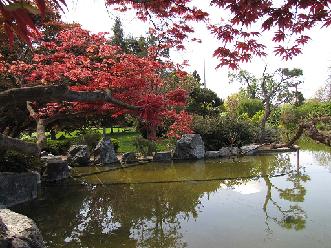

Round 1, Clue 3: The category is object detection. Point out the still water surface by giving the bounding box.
[13,142,331,248]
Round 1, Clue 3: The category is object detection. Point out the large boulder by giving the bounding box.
[0,209,45,248]
[153,152,172,162]
[0,172,39,208]
[67,145,90,166]
[173,134,205,160]
[94,138,119,165]
[42,158,70,182]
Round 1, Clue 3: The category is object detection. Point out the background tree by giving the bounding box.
[187,87,223,117]
[229,67,304,143]
[192,70,201,84]
[111,17,126,51]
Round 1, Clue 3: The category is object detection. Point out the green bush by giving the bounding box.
[133,136,156,156]
[279,101,331,142]
[237,98,263,117]
[192,115,258,150]
[45,139,72,155]
[111,138,120,152]
[0,149,42,172]
[75,130,102,150]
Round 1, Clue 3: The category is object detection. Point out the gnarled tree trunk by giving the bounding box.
[0,85,141,155]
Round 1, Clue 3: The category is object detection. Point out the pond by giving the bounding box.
[12,141,331,248]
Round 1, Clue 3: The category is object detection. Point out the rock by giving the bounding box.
[153,152,172,162]
[94,139,119,165]
[0,209,45,248]
[40,155,62,162]
[173,134,205,160]
[67,145,90,166]
[240,144,261,155]
[205,151,221,159]
[0,172,39,208]
[122,152,138,164]
[219,147,240,157]
[40,151,48,157]
[43,158,69,182]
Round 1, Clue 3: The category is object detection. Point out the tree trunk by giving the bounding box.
[36,119,47,151]
[260,101,271,144]
[147,124,157,141]
[50,129,56,140]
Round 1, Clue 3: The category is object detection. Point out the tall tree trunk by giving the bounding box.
[50,129,56,140]
[36,119,47,151]
[102,127,107,139]
[147,124,157,141]
[260,101,271,144]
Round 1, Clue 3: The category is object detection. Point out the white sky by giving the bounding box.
[62,0,331,99]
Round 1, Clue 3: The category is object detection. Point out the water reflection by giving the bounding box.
[262,155,310,233]
[12,152,322,248]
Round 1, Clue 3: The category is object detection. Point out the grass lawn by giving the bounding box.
[105,131,173,153]
[21,127,173,153]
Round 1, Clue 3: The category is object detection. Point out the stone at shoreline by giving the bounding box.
[219,147,240,157]
[0,209,45,248]
[0,172,39,208]
[240,144,261,155]
[40,151,48,157]
[122,152,138,164]
[94,139,119,166]
[153,152,172,162]
[67,145,90,167]
[43,158,69,182]
[173,134,205,160]
[205,151,221,159]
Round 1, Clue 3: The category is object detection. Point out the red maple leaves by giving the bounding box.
[5,25,192,139]
[2,0,330,69]
[0,0,66,45]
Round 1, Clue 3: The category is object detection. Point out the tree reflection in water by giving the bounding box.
[261,153,310,234]
[13,152,312,248]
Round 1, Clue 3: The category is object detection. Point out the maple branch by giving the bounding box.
[0,85,141,154]
[0,85,141,111]
[273,116,331,148]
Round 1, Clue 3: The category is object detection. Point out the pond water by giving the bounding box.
[12,142,331,248]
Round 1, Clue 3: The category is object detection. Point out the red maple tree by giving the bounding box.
[4,26,192,140]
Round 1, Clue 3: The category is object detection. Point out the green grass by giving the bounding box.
[106,131,173,153]
[21,127,173,154]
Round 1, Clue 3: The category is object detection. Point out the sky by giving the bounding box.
[62,0,331,99]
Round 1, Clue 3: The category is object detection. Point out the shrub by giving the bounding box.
[111,138,119,152]
[0,149,42,173]
[192,115,258,150]
[133,136,157,156]
[45,139,72,155]
[237,98,263,117]
[75,130,102,150]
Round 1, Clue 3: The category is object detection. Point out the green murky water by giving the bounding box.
[12,142,331,248]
